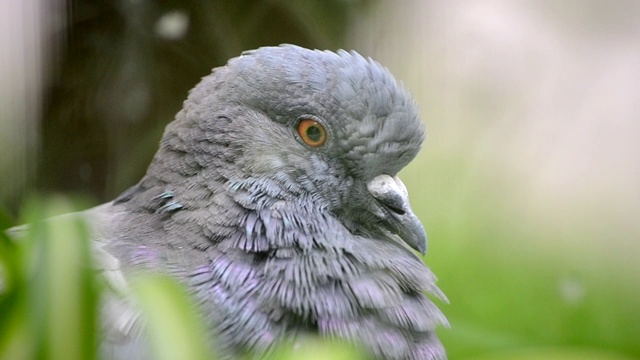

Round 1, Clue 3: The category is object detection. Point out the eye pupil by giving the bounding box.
[306,125,322,142]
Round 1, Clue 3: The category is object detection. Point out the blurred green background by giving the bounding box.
[1,0,639,359]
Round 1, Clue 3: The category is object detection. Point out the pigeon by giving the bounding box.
[58,45,448,359]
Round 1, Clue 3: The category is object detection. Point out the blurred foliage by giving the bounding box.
[131,274,212,360]
[0,197,99,360]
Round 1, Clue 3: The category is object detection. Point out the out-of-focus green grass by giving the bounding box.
[0,197,99,360]
[402,152,640,360]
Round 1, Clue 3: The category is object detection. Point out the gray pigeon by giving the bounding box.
[73,45,447,359]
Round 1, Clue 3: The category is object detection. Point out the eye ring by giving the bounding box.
[297,118,327,147]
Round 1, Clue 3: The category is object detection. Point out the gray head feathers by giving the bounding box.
[152,45,425,184]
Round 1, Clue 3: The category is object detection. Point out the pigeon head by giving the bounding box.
[111,45,446,359]
[146,45,428,254]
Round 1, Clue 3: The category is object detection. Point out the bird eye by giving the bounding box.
[297,118,327,147]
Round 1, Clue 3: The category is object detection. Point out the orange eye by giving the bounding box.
[297,119,327,147]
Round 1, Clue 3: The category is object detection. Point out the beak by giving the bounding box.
[367,174,427,255]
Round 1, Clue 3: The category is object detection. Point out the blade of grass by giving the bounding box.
[30,197,99,360]
[131,274,213,360]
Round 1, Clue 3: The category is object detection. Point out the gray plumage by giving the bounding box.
[68,45,448,359]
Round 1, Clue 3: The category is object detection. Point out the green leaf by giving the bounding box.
[1,197,101,360]
[131,274,213,360]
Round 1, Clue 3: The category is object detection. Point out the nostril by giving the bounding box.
[386,203,405,216]
[374,197,406,216]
